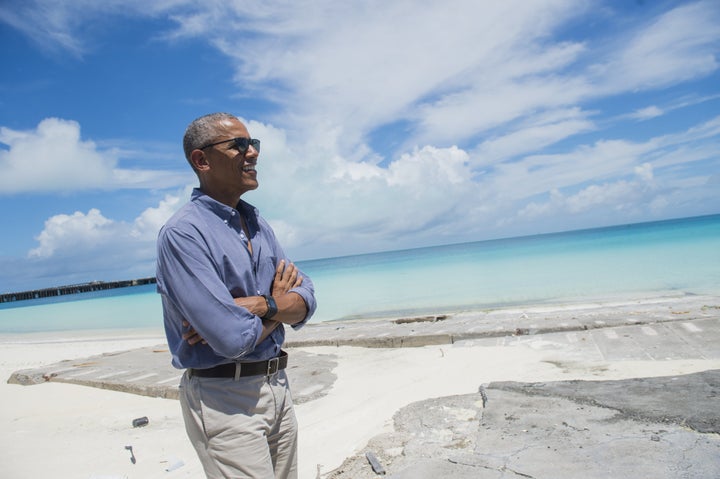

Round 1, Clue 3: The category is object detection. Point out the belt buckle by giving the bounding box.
[267,357,280,376]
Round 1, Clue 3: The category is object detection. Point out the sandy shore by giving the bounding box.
[2,304,719,479]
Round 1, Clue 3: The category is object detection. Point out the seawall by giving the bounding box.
[0,277,157,303]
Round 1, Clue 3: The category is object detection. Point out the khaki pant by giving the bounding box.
[180,370,298,479]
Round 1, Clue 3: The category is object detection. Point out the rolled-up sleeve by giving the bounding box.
[288,276,317,330]
[259,219,317,330]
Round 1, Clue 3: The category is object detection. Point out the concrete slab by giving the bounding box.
[328,370,720,479]
[7,294,720,402]
[8,347,338,405]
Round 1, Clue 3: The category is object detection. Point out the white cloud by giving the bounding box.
[206,0,591,150]
[131,189,189,240]
[628,106,664,121]
[29,208,116,258]
[4,114,717,288]
[27,188,187,269]
[164,0,720,158]
[247,121,478,254]
[168,110,719,258]
[0,0,189,57]
[509,118,720,230]
[0,0,85,56]
[481,138,656,206]
[0,118,189,194]
[473,108,596,165]
[594,1,720,92]
[4,1,718,158]
[634,162,654,183]
[517,165,655,220]
[0,118,115,193]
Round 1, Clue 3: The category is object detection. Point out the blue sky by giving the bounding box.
[1,0,719,293]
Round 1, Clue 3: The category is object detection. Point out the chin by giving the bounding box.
[241,182,259,193]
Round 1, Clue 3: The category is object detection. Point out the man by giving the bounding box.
[156,112,317,478]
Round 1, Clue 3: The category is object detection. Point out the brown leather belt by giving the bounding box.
[188,350,288,380]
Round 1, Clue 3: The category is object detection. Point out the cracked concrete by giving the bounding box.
[326,370,720,479]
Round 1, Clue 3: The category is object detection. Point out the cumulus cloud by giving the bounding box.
[247,120,478,255]
[26,189,187,279]
[29,209,116,258]
[131,190,189,240]
[0,118,189,194]
[0,118,115,193]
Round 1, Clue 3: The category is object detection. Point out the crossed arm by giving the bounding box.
[183,259,307,346]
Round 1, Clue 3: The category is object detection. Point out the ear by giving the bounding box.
[190,149,210,171]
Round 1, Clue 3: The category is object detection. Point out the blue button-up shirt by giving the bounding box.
[156,188,316,369]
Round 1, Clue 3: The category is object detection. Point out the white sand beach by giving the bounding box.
[2,309,719,479]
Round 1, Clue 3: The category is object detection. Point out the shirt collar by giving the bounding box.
[191,188,258,219]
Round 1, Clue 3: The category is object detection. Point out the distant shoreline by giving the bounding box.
[0,277,157,303]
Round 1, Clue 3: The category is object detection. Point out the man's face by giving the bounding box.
[202,118,259,197]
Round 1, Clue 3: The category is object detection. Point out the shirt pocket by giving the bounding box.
[256,255,278,294]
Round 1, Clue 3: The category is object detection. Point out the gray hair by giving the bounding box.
[182,112,238,164]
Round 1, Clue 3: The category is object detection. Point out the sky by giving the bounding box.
[0,0,719,293]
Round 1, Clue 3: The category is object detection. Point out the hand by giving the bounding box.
[272,259,303,296]
[182,320,207,346]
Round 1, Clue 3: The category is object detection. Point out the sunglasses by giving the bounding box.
[199,137,261,153]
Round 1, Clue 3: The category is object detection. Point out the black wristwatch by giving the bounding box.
[262,295,278,319]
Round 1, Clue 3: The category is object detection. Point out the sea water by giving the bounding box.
[1,214,718,333]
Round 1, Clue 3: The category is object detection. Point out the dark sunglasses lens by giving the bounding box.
[233,138,260,153]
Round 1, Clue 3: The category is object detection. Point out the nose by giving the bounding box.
[246,143,259,158]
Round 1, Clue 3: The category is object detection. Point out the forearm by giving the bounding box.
[273,292,308,325]
[234,292,308,325]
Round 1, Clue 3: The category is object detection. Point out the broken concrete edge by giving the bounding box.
[8,377,320,402]
[7,370,180,399]
[285,314,707,349]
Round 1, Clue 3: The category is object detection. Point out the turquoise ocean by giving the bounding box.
[1,214,719,334]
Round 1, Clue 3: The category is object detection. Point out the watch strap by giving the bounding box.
[262,295,278,319]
